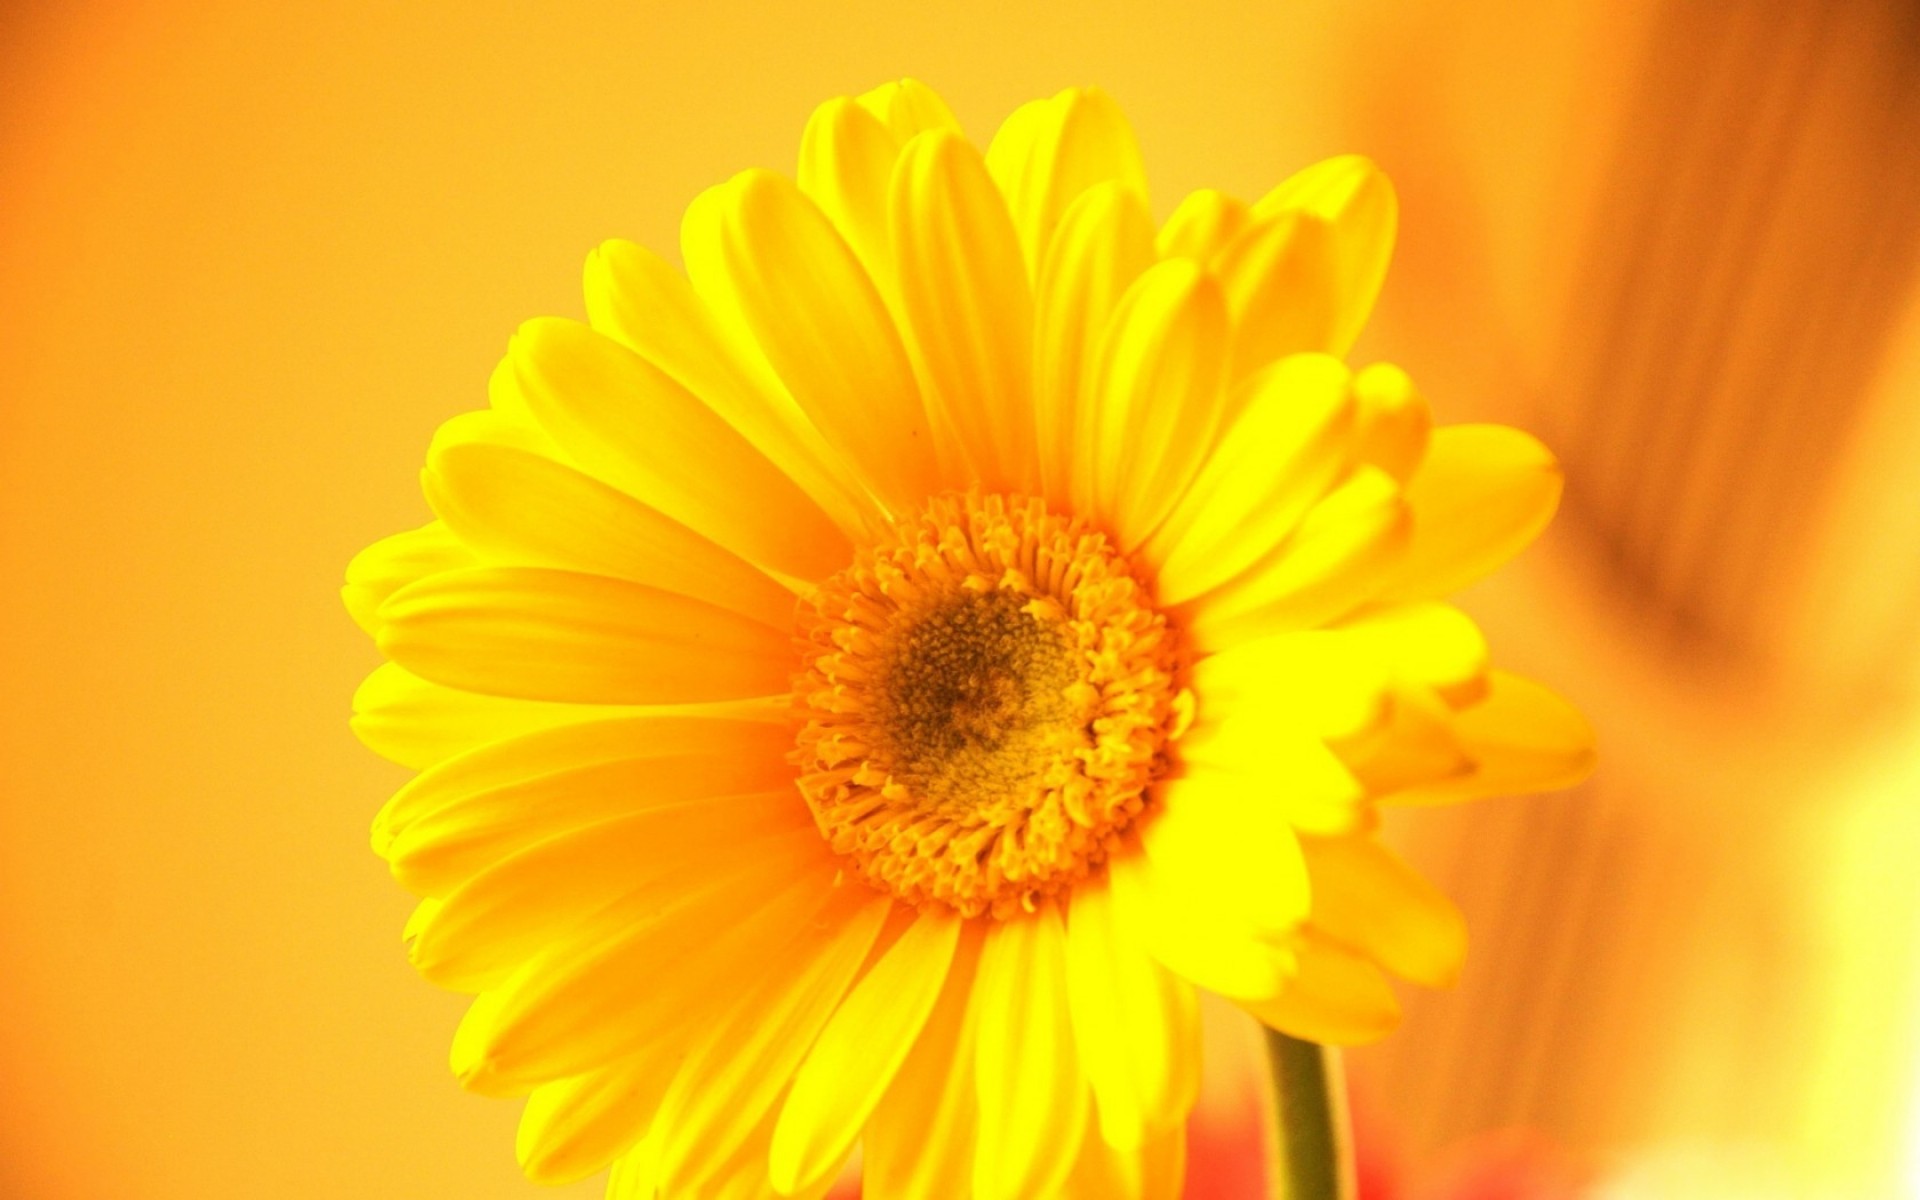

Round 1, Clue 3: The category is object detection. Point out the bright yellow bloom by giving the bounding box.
[344,79,1593,1200]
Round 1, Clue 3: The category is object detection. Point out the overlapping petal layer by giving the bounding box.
[346,77,1591,1200]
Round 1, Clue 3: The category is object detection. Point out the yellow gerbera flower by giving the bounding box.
[344,79,1593,1200]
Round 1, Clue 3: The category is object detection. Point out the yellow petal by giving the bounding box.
[1190,629,1391,744]
[505,317,849,581]
[1155,188,1248,262]
[1251,154,1397,357]
[890,130,1037,492]
[1333,601,1490,706]
[605,1131,662,1200]
[582,238,876,536]
[1081,258,1231,550]
[1341,682,1473,795]
[1351,362,1430,483]
[1139,765,1311,937]
[1179,642,1376,836]
[985,87,1148,279]
[1214,209,1344,377]
[375,714,796,897]
[423,440,796,629]
[856,78,962,144]
[426,403,560,461]
[864,928,985,1200]
[462,845,837,1095]
[651,1088,837,1200]
[407,795,812,992]
[342,521,477,637]
[650,889,890,1196]
[377,566,793,705]
[769,911,961,1195]
[1300,833,1466,987]
[1146,353,1357,603]
[516,1060,670,1185]
[1060,1122,1187,1200]
[1177,722,1368,838]
[1032,181,1156,506]
[797,96,901,293]
[1064,878,1200,1151]
[1182,465,1411,649]
[1385,424,1563,602]
[1387,670,1595,805]
[683,170,940,513]
[1239,929,1401,1045]
[350,662,626,770]
[1109,840,1296,1001]
[973,906,1089,1200]
[370,708,785,847]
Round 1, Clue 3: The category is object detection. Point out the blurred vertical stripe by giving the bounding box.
[1349,0,1920,1192]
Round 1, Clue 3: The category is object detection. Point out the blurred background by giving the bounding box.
[3,0,1918,1195]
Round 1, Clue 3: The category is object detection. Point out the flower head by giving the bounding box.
[345,79,1594,1199]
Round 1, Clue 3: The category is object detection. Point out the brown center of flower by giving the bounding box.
[791,492,1188,918]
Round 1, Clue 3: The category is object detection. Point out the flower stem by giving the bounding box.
[1264,1029,1355,1200]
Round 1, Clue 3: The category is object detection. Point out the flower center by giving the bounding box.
[792,493,1187,918]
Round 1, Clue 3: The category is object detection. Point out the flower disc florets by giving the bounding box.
[792,492,1188,918]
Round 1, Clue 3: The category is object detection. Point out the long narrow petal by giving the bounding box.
[1238,930,1401,1045]
[864,928,985,1200]
[683,169,939,514]
[604,1131,662,1200]
[505,317,849,581]
[650,889,891,1196]
[1146,353,1357,602]
[1190,630,1391,745]
[424,441,796,628]
[857,78,962,144]
[1213,210,1344,377]
[376,714,795,896]
[1064,878,1200,1151]
[1081,258,1231,549]
[1155,188,1248,262]
[1301,834,1466,987]
[1351,362,1430,483]
[377,566,793,704]
[350,663,630,770]
[515,1059,672,1186]
[1386,671,1595,805]
[797,96,900,291]
[891,130,1037,492]
[984,87,1148,279]
[430,401,562,460]
[1251,155,1397,357]
[1182,465,1410,650]
[1383,424,1563,602]
[652,1085,839,1200]
[769,910,961,1194]
[371,709,786,848]
[1060,1123,1187,1200]
[973,906,1089,1200]
[342,522,477,636]
[459,844,838,1095]
[1340,682,1472,796]
[582,239,876,536]
[1333,601,1490,706]
[407,796,811,991]
[1033,181,1157,506]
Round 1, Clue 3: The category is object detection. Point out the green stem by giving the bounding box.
[1264,1030,1355,1200]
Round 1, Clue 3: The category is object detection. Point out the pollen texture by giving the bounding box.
[792,492,1188,918]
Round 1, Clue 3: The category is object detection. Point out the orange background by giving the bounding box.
[4,1,1918,1196]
